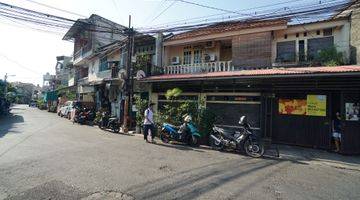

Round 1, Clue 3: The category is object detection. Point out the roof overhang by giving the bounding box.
[140,66,360,83]
[63,19,89,41]
[164,20,287,46]
[285,18,349,34]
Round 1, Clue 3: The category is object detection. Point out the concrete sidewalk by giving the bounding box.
[129,131,360,171]
[272,145,360,171]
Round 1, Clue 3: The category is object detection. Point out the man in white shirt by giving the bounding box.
[143,103,155,143]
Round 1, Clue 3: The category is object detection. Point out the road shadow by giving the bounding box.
[277,144,360,168]
[0,113,24,138]
[126,158,288,199]
[152,142,205,152]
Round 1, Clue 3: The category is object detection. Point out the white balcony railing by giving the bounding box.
[77,77,89,85]
[164,61,233,74]
[73,46,92,64]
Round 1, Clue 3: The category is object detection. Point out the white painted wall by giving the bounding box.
[272,20,350,64]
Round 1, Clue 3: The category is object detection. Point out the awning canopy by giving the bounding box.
[141,66,360,82]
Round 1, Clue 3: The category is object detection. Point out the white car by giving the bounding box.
[58,101,74,118]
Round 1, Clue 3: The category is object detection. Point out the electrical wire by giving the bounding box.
[138,0,351,33]
[138,0,344,31]
[172,0,253,16]
[142,0,311,28]
[0,53,42,75]
[0,0,353,37]
[24,0,87,18]
[149,0,177,23]
[143,0,166,23]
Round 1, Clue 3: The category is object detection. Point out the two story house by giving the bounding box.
[85,33,157,120]
[63,14,127,103]
[142,17,360,154]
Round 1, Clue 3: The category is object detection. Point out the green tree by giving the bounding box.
[314,46,344,66]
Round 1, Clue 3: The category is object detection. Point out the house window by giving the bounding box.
[304,32,307,37]
[284,34,288,39]
[299,40,305,62]
[316,30,321,35]
[276,41,296,63]
[183,50,192,64]
[99,56,108,71]
[194,49,202,64]
[307,36,334,61]
[296,33,299,38]
[323,28,333,36]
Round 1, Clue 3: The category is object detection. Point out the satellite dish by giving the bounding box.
[136,70,146,80]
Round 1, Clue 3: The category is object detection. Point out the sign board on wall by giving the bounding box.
[345,103,360,121]
[306,95,327,117]
[279,95,327,117]
[278,99,307,115]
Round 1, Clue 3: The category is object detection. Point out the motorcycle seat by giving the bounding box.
[214,127,235,137]
[165,123,177,128]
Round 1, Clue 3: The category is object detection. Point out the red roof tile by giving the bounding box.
[166,19,288,41]
[142,66,360,82]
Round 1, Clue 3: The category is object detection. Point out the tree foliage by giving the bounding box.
[134,95,148,126]
[314,46,344,66]
[155,88,217,137]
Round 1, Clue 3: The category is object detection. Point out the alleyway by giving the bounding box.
[0,105,359,200]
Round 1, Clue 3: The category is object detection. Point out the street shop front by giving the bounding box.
[143,66,360,154]
[93,78,124,120]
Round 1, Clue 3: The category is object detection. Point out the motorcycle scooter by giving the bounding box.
[160,115,201,147]
[98,111,120,133]
[209,116,264,158]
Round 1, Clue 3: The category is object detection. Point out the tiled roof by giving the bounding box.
[166,19,288,41]
[142,66,360,82]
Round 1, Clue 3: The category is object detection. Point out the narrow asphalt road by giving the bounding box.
[0,105,359,200]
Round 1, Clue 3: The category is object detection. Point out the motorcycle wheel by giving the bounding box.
[244,138,264,158]
[112,124,120,133]
[189,135,200,147]
[209,135,221,150]
[160,131,170,143]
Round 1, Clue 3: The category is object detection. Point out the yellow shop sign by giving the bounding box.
[306,95,326,116]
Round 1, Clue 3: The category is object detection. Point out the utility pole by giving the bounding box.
[123,15,135,133]
[3,73,15,96]
[4,73,8,95]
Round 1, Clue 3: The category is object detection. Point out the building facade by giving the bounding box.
[142,17,360,154]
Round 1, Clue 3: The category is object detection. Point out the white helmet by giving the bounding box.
[184,115,192,122]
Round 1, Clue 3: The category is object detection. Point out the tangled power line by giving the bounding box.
[0,0,355,36]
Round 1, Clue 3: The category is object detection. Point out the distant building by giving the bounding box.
[55,56,73,87]
[62,14,127,103]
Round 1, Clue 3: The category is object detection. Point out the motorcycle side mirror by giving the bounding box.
[239,116,246,125]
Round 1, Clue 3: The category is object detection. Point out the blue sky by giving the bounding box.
[0,0,334,85]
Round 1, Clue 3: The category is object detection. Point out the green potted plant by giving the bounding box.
[134,95,148,134]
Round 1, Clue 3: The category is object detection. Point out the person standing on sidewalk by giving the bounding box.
[144,103,155,143]
[332,111,342,153]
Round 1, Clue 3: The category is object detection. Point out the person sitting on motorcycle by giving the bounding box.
[178,115,192,141]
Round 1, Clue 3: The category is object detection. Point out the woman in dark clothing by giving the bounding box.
[332,112,342,152]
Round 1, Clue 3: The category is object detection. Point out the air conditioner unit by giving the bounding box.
[171,56,180,64]
[205,54,217,62]
[205,41,215,48]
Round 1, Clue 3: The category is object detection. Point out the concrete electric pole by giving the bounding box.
[122,15,135,133]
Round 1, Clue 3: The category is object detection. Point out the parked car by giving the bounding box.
[58,101,73,118]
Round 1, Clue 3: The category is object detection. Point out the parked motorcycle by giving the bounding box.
[73,107,95,125]
[160,115,201,146]
[98,111,120,133]
[209,116,264,158]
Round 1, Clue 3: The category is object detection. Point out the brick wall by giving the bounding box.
[232,31,272,69]
[350,6,360,64]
